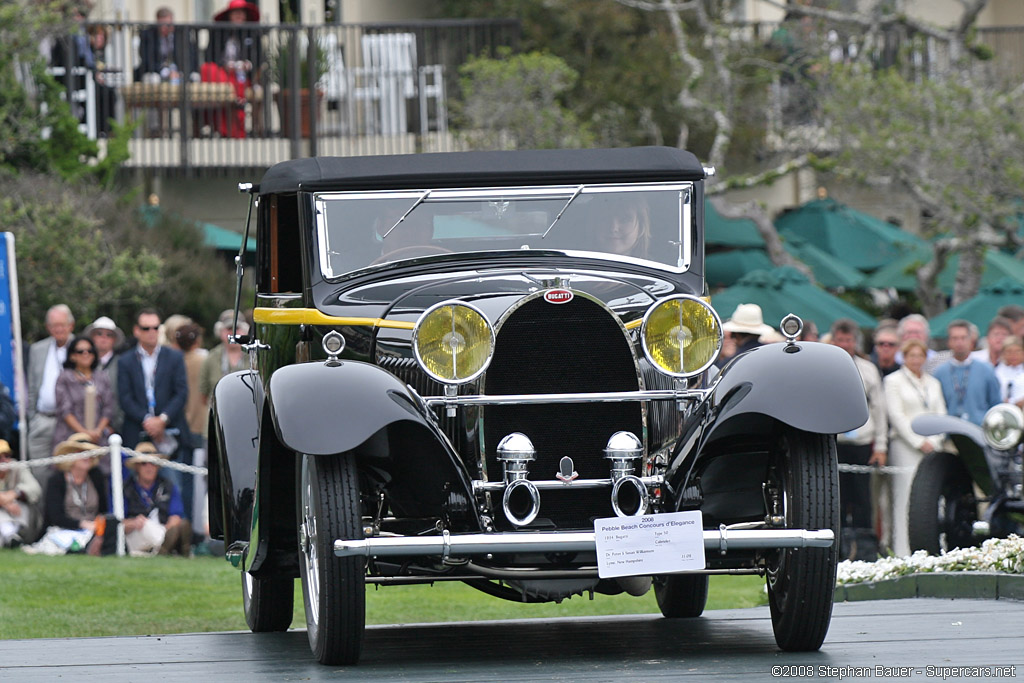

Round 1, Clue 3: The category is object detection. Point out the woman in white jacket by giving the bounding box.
[884,339,947,556]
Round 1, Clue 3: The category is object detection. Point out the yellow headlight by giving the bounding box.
[413,301,495,384]
[641,295,722,377]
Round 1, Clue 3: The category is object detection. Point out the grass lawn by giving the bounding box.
[0,550,768,640]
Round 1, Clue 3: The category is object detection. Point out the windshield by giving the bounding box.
[315,182,693,279]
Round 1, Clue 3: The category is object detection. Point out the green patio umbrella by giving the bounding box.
[711,266,876,332]
[928,278,1024,337]
[864,244,1024,294]
[706,242,865,290]
[776,198,926,272]
[705,200,765,248]
[705,249,774,288]
[783,237,866,289]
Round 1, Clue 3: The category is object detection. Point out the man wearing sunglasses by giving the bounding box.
[117,308,192,527]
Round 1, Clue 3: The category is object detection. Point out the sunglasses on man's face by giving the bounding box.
[876,341,898,347]
[137,326,159,332]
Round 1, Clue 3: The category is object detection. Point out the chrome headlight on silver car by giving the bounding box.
[982,403,1024,450]
[641,295,723,377]
[413,301,495,384]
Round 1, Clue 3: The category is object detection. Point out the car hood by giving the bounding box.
[318,265,691,326]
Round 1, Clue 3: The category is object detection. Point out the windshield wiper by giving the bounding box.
[541,184,584,239]
[382,190,431,239]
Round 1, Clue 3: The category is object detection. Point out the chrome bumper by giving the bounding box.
[334,527,834,558]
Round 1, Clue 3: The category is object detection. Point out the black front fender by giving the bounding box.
[912,413,994,495]
[266,360,478,524]
[209,370,263,546]
[706,342,868,441]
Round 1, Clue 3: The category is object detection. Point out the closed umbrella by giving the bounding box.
[928,278,1024,336]
[776,198,926,272]
[863,244,1024,294]
[712,266,875,332]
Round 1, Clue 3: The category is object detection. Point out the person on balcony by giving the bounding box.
[136,7,200,84]
[202,0,262,138]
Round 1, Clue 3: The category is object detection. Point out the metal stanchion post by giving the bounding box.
[109,434,125,557]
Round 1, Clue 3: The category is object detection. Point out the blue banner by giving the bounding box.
[0,236,14,398]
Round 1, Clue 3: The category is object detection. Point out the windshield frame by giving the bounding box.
[314,181,694,281]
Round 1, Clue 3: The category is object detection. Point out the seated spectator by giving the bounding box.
[136,7,200,84]
[44,433,108,532]
[202,0,262,138]
[994,336,1024,408]
[122,442,193,556]
[0,440,43,546]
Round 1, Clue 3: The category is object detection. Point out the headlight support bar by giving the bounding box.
[423,388,708,409]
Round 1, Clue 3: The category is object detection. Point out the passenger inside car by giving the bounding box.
[589,195,651,258]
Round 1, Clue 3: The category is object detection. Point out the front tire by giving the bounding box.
[654,574,709,618]
[298,454,365,665]
[242,571,293,632]
[766,428,839,652]
[907,451,977,555]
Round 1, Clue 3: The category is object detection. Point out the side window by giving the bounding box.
[261,195,303,294]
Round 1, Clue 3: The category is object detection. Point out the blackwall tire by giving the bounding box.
[907,451,977,555]
[298,454,365,665]
[654,573,709,618]
[766,428,839,652]
[241,571,293,632]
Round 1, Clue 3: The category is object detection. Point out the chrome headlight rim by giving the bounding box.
[412,299,495,385]
[640,294,723,378]
[982,402,1024,451]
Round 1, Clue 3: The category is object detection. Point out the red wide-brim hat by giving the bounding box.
[214,0,260,22]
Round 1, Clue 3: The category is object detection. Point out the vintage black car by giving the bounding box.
[909,404,1024,554]
[207,147,869,665]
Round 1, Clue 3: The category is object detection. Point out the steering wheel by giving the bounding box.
[371,244,453,265]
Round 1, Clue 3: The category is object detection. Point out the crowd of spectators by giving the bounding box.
[1,304,249,555]
[717,301,1024,561]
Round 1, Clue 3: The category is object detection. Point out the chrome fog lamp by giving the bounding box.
[982,403,1024,450]
[322,330,346,359]
[641,295,723,377]
[496,433,540,527]
[413,301,495,384]
[604,431,648,518]
[604,431,643,481]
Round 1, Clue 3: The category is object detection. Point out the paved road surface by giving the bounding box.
[1,598,1021,681]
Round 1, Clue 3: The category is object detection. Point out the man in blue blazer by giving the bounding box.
[117,308,193,522]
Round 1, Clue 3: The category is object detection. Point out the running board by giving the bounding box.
[334,528,834,558]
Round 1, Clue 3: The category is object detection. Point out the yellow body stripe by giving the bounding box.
[252,307,416,330]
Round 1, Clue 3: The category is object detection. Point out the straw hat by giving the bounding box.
[125,441,168,470]
[722,303,774,337]
[214,0,260,22]
[0,439,11,457]
[83,316,125,346]
[54,433,100,471]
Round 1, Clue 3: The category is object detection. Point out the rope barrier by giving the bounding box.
[0,446,208,476]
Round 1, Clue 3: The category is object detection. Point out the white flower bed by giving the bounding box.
[836,535,1024,585]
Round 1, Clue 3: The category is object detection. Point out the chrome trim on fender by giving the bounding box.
[335,528,834,558]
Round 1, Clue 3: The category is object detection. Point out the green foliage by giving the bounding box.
[454,48,593,150]
[0,550,768,639]
[0,174,235,341]
[439,0,681,148]
[271,33,328,91]
[0,1,131,185]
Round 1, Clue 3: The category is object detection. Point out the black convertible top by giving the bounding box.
[258,147,706,194]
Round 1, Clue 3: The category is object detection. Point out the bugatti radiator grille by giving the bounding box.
[483,295,644,530]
